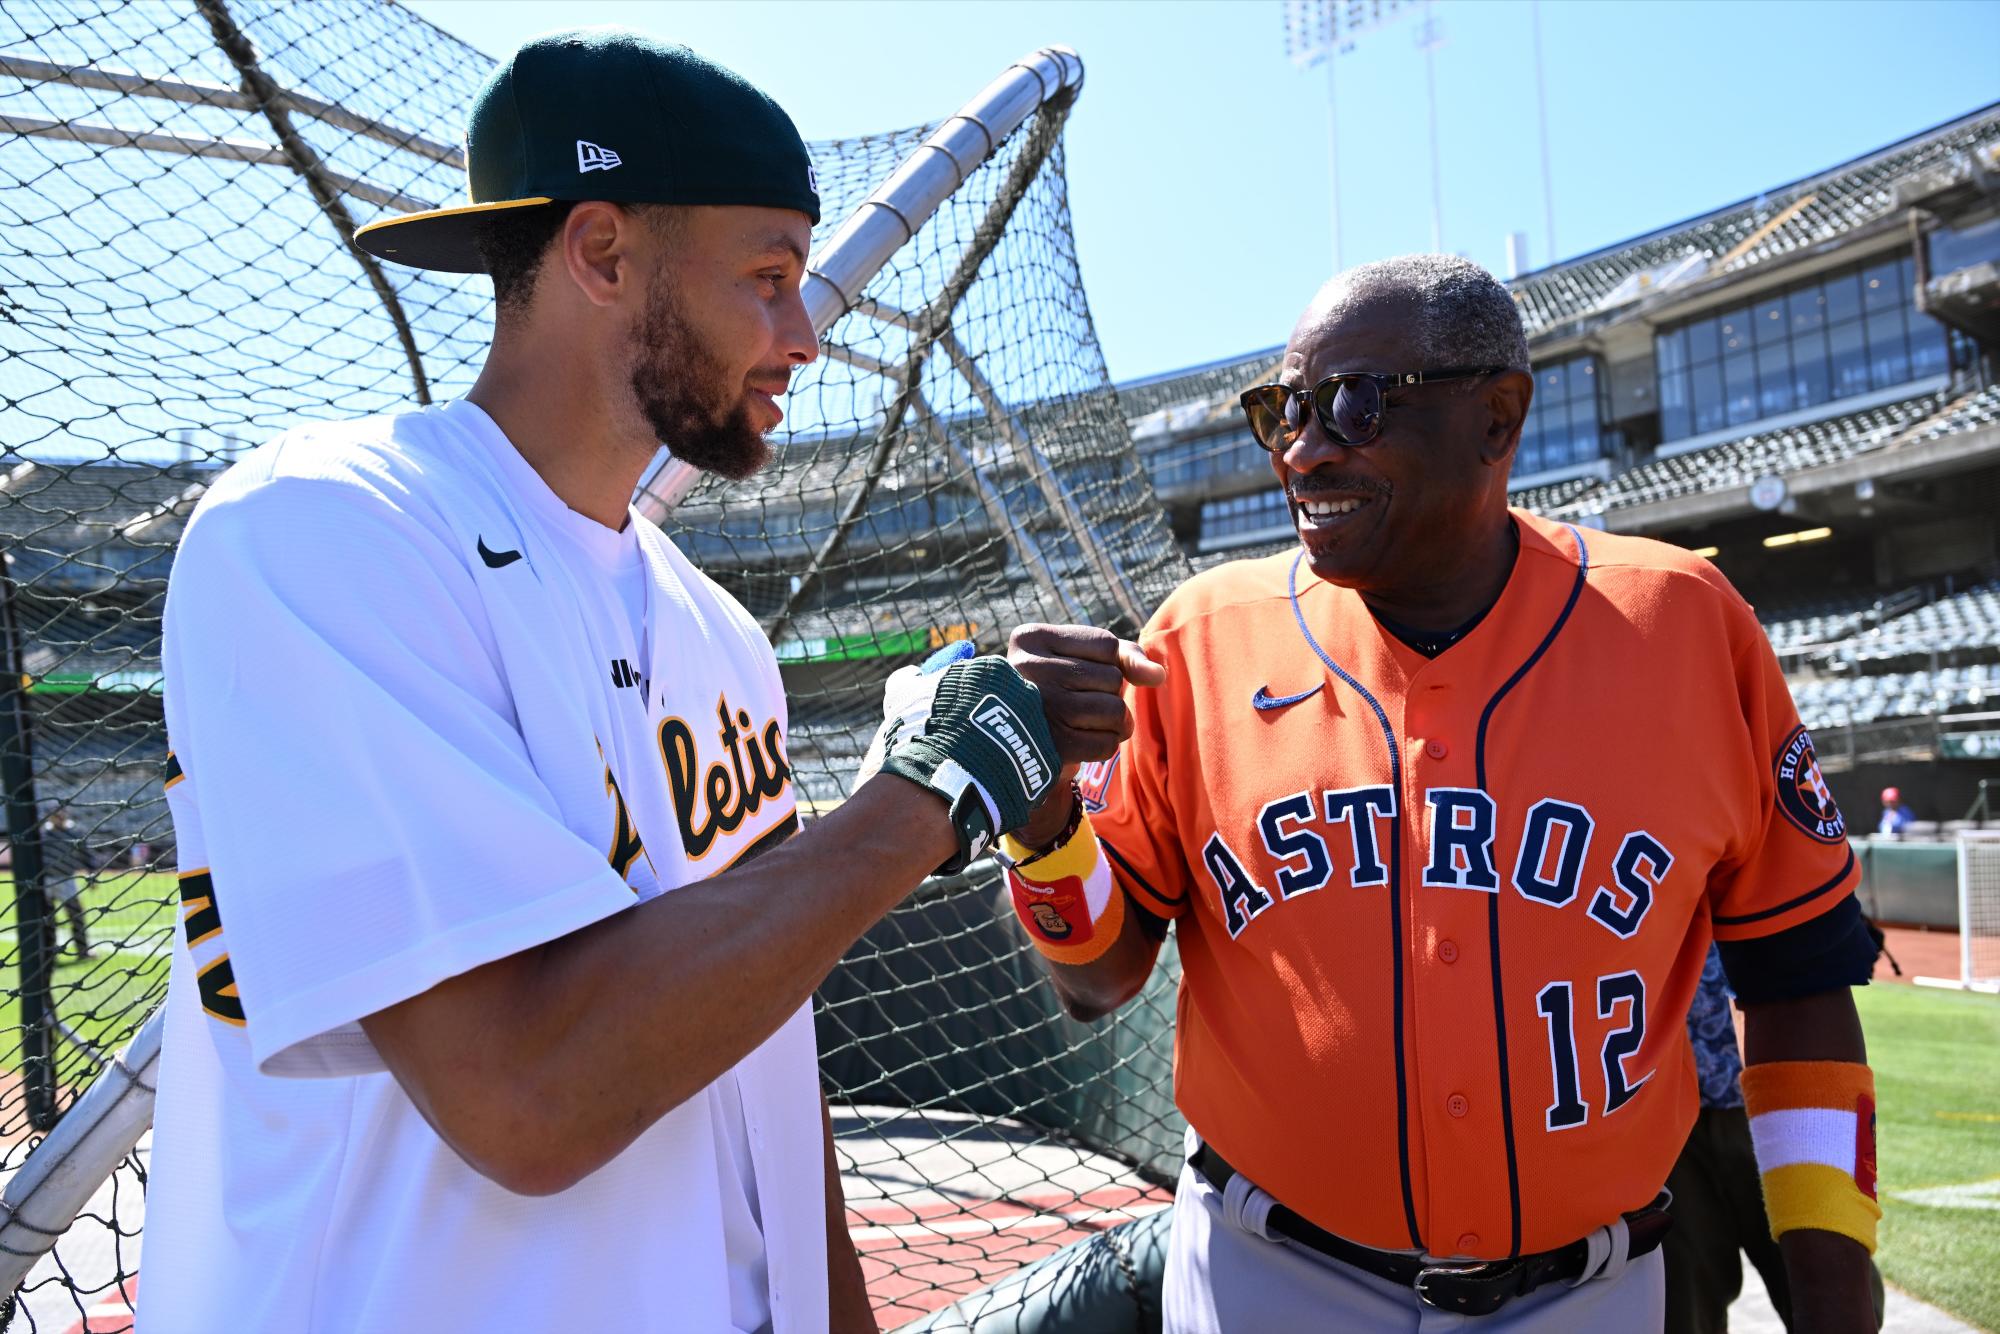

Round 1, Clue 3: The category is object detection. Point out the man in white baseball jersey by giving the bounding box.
[141,29,1080,1333]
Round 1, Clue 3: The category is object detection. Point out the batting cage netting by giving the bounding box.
[0,2,1192,1330]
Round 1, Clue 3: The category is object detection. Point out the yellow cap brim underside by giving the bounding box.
[353,196,556,275]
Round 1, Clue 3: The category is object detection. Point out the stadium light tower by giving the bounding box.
[1413,0,1446,254]
[1530,0,1558,264]
[1283,0,1412,272]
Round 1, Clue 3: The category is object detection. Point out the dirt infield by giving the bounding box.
[835,1105,1172,1329]
[52,1277,136,1334]
[853,1182,1172,1328]
[1876,924,1965,984]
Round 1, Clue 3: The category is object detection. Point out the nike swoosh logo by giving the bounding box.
[1251,683,1324,712]
[477,537,523,568]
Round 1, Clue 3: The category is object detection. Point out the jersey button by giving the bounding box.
[1447,1093,1469,1118]
[1424,738,1449,760]
[1438,939,1459,964]
[1457,1232,1481,1253]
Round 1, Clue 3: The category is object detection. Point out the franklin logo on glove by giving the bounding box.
[853,649,1063,877]
[970,696,1051,800]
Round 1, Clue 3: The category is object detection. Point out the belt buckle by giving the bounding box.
[1413,1261,1515,1317]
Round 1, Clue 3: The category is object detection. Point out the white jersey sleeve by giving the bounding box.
[163,469,639,1078]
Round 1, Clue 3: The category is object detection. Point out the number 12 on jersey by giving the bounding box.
[1535,971,1648,1131]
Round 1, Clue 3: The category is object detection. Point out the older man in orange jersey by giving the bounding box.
[996,255,1881,1332]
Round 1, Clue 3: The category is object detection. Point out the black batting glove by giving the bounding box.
[879,656,1060,875]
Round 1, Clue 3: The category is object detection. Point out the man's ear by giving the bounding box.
[1479,369,1534,466]
[558,201,642,310]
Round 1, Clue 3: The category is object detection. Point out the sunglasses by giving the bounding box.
[1239,367,1502,452]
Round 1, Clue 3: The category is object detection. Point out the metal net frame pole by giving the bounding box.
[0,1010,162,1296]
[931,321,1143,627]
[0,53,464,167]
[0,561,55,1132]
[635,46,1087,521]
[759,96,1082,642]
[836,290,1142,629]
[909,395,1089,624]
[195,0,434,405]
[0,109,432,210]
[813,345,1084,625]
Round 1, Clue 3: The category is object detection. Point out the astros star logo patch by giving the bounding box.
[1774,724,1846,843]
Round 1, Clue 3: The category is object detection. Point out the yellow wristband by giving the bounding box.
[1003,811,1124,965]
[1000,809,1099,884]
[1759,1164,1882,1252]
[1742,1060,1880,1254]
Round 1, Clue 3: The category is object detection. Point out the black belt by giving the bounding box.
[1189,1143,1672,1318]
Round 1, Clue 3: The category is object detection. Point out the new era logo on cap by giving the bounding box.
[577,140,622,173]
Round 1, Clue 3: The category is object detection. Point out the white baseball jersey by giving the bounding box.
[142,401,824,1333]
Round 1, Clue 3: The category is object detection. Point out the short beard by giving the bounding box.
[628,271,771,482]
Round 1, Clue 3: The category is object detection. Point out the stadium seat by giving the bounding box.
[1509,111,2000,342]
[1845,580,2000,660]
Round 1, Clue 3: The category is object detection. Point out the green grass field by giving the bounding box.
[0,869,175,1094]
[1860,982,2000,1332]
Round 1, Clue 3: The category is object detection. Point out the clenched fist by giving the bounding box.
[1006,624,1166,849]
[1006,624,1167,764]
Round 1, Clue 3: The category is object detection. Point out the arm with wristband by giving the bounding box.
[997,776,1173,1021]
[997,780,1125,965]
[1003,624,1174,1018]
[1740,990,1877,1334]
[1710,585,1882,1334]
[851,626,1171,1018]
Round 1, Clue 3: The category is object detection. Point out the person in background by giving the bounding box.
[1664,945,1885,1333]
[1876,788,1915,838]
[40,808,93,961]
[1664,944,1790,1332]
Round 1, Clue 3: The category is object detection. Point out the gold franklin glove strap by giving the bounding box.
[1000,808,1125,966]
[1741,1059,1881,1253]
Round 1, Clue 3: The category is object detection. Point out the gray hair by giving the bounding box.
[1314,254,1529,375]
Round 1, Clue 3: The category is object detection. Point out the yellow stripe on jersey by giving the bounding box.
[177,868,245,1026]
[195,954,246,1027]
[178,870,222,948]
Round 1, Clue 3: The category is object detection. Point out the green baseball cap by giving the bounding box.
[356,27,820,274]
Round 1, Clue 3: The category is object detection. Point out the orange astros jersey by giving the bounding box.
[1087,509,1863,1261]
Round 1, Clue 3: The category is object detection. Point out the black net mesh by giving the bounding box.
[0,3,1190,1329]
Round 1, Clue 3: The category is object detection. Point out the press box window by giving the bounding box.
[1654,253,1951,443]
[1198,488,1291,545]
[1517,354,1614,477]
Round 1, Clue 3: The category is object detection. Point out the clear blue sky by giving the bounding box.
[405,0,2000,384]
